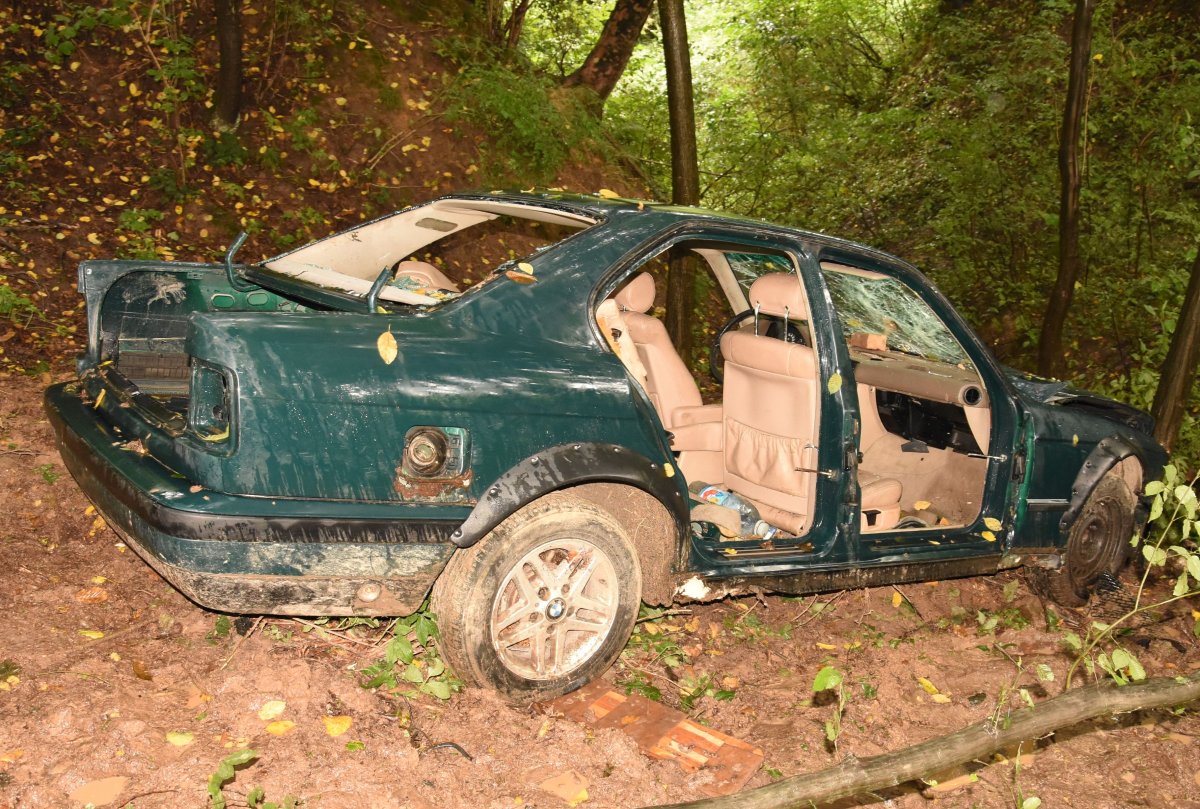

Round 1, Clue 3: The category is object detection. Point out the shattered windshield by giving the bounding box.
[822,264,970,366]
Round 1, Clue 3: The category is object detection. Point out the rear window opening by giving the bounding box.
[260,198,597,307]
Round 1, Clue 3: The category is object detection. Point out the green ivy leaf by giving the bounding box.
[813,665,843,692]
[1142,545,1168,566]
[421,679,453,700]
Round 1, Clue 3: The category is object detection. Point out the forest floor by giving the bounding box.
[3,374,1200,809]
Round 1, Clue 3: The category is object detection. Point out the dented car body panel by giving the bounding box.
[46,191,1167,616]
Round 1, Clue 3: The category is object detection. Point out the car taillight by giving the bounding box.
[189,361,233,442]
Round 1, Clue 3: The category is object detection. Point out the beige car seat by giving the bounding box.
[720,273,902,534]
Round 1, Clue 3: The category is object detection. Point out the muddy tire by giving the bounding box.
[1030,474,1137,607]
[431,492,642,702]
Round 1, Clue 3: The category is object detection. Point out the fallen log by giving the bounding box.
[642,672,1200,809]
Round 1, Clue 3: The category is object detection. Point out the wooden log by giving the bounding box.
[642,672,1200,809]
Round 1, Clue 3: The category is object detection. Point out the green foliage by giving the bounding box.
[1067,464,1200,686]
[0,284,40,322]
[445,62,603,183]
[207,748,258,809]
[812,664,846,750]
[359,602,462,701]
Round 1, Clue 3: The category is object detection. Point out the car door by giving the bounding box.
[594,228,857,576]
[804,246,1022,568]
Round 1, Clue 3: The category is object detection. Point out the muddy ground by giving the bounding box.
[1,373,1199,809]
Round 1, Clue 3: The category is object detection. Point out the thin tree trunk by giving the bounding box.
[642,672,1200,809]
[1151,247,1200,451]
[563,0,654,105]
[1037,0,1096,377]
[213,0,243,130]
[504,0,532,50]
[660,0,700,361]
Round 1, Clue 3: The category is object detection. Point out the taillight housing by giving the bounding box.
[188,360,234,443]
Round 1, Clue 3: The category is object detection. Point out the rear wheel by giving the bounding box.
[431,493,641,702]
[1030,474,1137,606]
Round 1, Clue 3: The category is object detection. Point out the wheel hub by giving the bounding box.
[490,538,619,681]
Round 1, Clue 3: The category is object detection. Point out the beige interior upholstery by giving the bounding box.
[609,273,723,483]
[393,260,460,292]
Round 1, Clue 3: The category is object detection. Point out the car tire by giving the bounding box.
[1029,473,1137,607]
[431,492,642,702]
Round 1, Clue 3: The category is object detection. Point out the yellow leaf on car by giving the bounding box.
[596,189,619,199]
[265,720,296,736]
[165,731,194,747]
[257,699,287,721]
[826,373,842,394]
[982,530,996,542]
[322,715,352,737]
[917,676,941,695]
[517,262,535,275]
[377,330,398,365]
[984,517,1003,532]
[913,500,932,511]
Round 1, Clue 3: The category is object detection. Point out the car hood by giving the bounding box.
[1004,367,1155,434]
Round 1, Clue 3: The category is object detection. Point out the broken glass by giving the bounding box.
[822,267,970,366]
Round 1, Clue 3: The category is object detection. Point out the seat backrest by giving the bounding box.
[720,273,820,520]
[613,273,703,428]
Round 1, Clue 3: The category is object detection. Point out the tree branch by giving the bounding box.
[641,672,1200,809]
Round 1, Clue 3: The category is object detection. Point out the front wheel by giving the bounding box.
[431,493,642,702]
[1029,473,1137,607]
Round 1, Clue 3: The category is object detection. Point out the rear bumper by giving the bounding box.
[44,382,456,616]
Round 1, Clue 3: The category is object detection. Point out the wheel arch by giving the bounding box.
[451,443,689,604]
[1060,436,1148,535]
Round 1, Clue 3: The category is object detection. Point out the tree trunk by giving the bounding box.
[562,0,654,105]
[1037,0,1096,377]
[659,0,700,361]
[641,672,1200,809]
[1151,247,1200,451]
[213,0,243,131]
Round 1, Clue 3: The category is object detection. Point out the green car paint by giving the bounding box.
[45,191,1167,617]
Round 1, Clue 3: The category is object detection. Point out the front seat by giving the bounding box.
[720,273,902,534]
[610,273,723,483]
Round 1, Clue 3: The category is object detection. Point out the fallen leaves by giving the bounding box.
[74,585,108,604]
[78,629,105,640]
[165,730,195,747]
[265,720,296,736]
[377,330,398,365]
[322,715,352,737]
[257,699,287,721]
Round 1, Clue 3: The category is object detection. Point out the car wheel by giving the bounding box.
[431,492,642,702]
[1029,474,1137,607]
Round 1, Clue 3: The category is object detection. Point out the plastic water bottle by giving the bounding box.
[689,482,762,536]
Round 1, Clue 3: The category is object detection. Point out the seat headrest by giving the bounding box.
[614,272,656,313]
[748,273,807,319]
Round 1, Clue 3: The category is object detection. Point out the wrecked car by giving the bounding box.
[45,191,1167,700]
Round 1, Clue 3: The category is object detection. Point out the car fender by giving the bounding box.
[1060,435,1151,533]
[450,442,689,549]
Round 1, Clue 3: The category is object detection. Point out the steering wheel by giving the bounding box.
[709,310,807,383]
